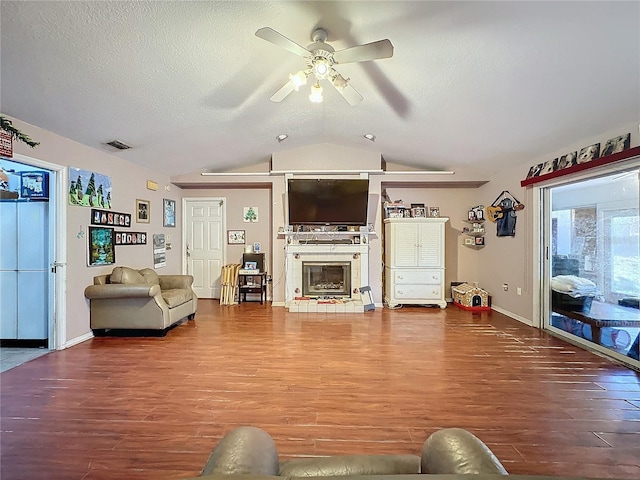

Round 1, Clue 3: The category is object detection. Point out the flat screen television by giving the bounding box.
[287,179,369,226]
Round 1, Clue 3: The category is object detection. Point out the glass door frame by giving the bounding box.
[537,156,640,370]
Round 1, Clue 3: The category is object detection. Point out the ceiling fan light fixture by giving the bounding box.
[289,71,307,91]
[313,58,330,78]
[309,82,323,103]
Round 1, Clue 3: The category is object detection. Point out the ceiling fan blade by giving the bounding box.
[255,27,310,58]
[332,39,394,64]
[270,81,296,103]
[330,73,363,106]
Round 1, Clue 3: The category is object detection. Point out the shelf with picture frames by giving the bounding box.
[463,205,486,247]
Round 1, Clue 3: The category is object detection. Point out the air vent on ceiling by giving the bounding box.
[106,140,132,150]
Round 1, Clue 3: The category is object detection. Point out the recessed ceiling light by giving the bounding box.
[364,134,376,142]
[276,134,288,142]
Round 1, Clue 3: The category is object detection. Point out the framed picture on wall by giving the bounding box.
[88,226,115,266]
[136,199,150,223]
[228,230,245,244]
[163,198,176,227]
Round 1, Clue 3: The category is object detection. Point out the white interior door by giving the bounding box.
[184,198,225,299]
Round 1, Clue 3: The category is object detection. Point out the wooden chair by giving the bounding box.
[220,263,241,305]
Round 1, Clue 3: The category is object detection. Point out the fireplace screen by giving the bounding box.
[302,262,351,297]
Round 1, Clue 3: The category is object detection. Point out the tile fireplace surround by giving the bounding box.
[285,240,369,313]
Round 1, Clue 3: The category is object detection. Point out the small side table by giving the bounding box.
[238,272,267,304]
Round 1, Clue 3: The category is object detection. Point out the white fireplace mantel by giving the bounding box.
[285,241,369,306]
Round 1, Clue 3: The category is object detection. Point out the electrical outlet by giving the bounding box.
[517,287,522,295]
[503,283,509,291]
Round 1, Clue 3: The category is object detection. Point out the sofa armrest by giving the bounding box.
[421,428,507,475]
[202,427,279,476]
[84,284,161,300]
[159,275,194,290]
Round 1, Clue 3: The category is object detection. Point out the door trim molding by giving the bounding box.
[12,153,67,350]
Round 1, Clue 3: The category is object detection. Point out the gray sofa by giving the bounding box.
[84,266,197,335]
[197,426,507,479]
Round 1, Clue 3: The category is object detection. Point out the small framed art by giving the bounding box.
[429,207,440,218]
[163,199,176,227]
[228,230,245,244]
[88,226,115,266]
[136,199,150,223]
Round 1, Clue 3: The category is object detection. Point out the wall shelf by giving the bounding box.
[462,218,485,247]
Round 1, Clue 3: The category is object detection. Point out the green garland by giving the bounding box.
[0,115,39,148]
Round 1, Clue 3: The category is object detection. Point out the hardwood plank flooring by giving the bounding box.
[1,301,639,480]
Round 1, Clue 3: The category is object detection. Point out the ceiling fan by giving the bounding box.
[255,27,393,105]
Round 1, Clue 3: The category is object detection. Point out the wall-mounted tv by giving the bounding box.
[287,179,369,226]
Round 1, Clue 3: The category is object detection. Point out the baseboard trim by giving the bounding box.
[61,331,94,350]
[491,305,534,327]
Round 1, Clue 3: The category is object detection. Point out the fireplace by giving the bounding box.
[302,262,351,297]
[284,238,369,309]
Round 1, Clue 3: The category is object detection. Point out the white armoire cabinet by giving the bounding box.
[383,217,448,309]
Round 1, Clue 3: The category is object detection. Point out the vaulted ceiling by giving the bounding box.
[1,1,638,176]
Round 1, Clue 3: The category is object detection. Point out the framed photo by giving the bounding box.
[253,242,261,253]
[475,236,485,246]
[163,198,176,227]
[601,133,630,158]
[115,231,147,245]
[88,226,115,266]
[136,199,150,223]
[91,208,131,227]
[244,261,257,270]
[576,144,599,164]
[411,207,427,218]
[429,206,440,217]
[228,230,245,244]
[464,238,474,246]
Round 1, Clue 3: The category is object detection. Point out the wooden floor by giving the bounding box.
[1,301,639,480]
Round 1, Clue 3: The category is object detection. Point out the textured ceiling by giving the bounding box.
[1,1,639,177]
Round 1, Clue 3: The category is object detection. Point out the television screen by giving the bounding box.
[287,179,369,226]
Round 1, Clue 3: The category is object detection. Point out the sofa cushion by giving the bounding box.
[110,266,145,285]
[139,268,160,286]
[279,454,421,477]
[162,288,193,308]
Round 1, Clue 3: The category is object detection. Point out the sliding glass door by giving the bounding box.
[544,167,639,368]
